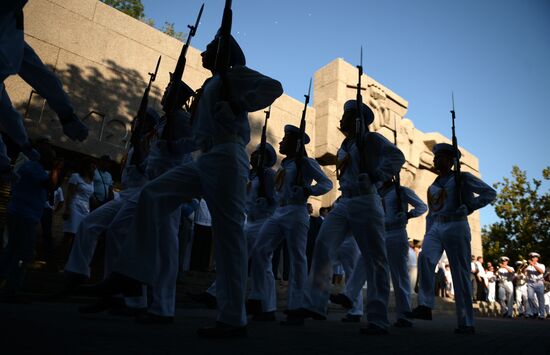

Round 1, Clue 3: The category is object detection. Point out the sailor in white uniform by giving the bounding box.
[93,34,283,338]
[300,100,405,334]
[496,256,514,318]
[249,125,333,323]
[525,252,546,319]
[410,143,496,334]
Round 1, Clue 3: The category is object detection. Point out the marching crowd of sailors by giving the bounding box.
[0,0,546,339]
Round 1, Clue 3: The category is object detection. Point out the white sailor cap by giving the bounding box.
[255,142,277,168]
[515,260,524,266]
[529,252,541,259]
[432,143,462,159]
[209,31,246,66]
[499,256,509,262]
[343,100,375,125]
[284,124,310,144]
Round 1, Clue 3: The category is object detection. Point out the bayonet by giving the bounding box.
[256,105,271,197]
[450,92,462,206]
[162,4,204,138]
[295,78,312,187]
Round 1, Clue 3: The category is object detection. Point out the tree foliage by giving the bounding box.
[100,0,186,41]
[100,0,145,20]
[482,165,550,264]
[160,22,185,41]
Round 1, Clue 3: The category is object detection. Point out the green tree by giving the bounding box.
[160,22,185,41]
[482,165,550,264]
[100,0,144,20]
[100,1,186,41]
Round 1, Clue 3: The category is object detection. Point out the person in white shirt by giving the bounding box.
[444,264,454,298]
[91,155,114,210]
[475,256,488,301]
[525,252,546,319]
[496,256,515,317]
[486,265,496,303]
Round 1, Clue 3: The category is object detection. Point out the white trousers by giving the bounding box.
[527,283,546,318]
[515,284,529,315]
[115,143,249,326]
[64,197,127,278]
[64,191,147,309]
[207,217,267,297]
[303,195,390,329]
[417,220,474,327]
[336,236,363,316]
[344,228,412,320]
[250,205,309,312]
[498,281,514,316]
[105,192,181,315]
[385,228,412,319]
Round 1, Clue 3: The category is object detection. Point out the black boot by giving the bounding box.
[329,293,353,309]
[409,305,432,320]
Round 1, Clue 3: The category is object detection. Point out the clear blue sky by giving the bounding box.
[142,0,550,228]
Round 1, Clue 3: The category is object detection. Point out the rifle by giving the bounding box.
[393,117,404,213]
[294,78,312,187]
[215,0,233,100]
[450,92,462,206]
[256,105,271,198]
[353,47,367,173]
[129,55,161,165]
[161,3,204,139]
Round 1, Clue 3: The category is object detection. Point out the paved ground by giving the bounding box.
[1,300,550,355]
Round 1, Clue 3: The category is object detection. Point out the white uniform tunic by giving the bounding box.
[303,133,404,329]
[417,172,496,327]
[114,67,283,326]
[250,157,332,312]
[496,266,515,316]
